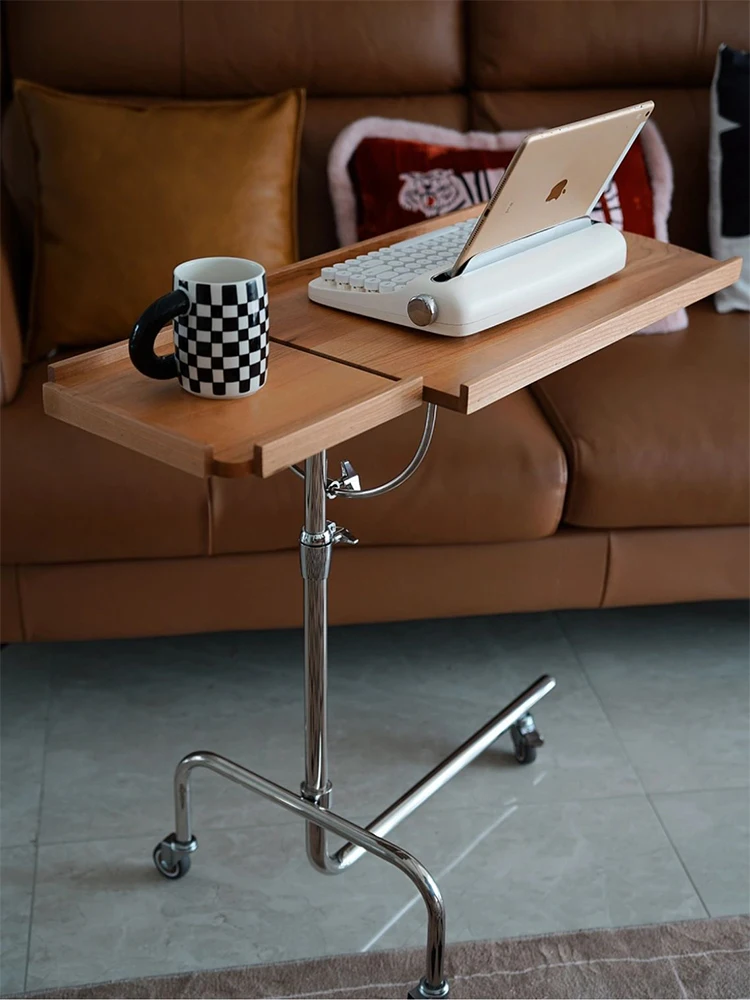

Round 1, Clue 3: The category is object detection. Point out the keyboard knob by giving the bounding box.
[407,294,439,327]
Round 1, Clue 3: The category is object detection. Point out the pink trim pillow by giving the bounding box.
[328,117,687,335]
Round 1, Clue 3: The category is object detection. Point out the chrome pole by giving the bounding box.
[295,449,448,994]
[174,750,448,996]
[299,452,334,876]
[301,452,330,798]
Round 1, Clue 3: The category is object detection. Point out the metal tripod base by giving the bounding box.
[152,434,557,998]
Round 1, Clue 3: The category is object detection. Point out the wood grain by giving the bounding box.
[268,228,742,413]
[45,333,423,478]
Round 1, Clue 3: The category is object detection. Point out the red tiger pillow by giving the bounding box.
[328,117,686,334]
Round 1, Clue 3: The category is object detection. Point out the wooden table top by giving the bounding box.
[269,209,742,413]
[44,208,741,478]
[44,336,423,478]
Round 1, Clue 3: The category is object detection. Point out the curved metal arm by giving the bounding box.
[336,402,437,499]
[289,403,438,499]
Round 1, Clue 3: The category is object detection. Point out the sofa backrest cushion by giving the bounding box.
[3,0,749,268]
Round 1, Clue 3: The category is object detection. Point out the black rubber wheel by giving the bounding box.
[510,725,538,765]
[153,843,191,879]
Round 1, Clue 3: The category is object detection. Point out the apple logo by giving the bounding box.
[546,179,568,202]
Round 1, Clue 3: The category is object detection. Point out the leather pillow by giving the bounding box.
[14,81,304,359]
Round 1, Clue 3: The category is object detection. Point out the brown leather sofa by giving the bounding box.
[1,0,748,643]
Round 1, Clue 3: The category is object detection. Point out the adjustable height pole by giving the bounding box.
[299,451,334,869]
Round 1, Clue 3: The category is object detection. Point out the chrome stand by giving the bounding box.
[153,403,556,999]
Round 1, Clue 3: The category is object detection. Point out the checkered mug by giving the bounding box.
[129,257,269,398]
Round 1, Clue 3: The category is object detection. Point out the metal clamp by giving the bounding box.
[325,460,362,499]
[300,520,358,581]
[300,780,332,807]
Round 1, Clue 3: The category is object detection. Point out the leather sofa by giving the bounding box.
[1,0,748,643]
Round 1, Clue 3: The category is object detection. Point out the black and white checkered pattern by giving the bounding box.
[174,276,269,398]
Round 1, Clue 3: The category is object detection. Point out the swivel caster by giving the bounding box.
[510,712,544,765]
[152,833,197,880]
[407,977,450,999]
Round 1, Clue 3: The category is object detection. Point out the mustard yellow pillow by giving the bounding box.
[15,81,304,359]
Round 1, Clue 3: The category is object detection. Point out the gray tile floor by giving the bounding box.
[1,602,748,994]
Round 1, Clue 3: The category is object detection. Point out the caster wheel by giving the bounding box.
[153,842,191,879]
[510,723,538,765]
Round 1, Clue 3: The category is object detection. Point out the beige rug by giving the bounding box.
[20,916,749,999]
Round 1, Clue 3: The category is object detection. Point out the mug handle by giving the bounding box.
[129,289,190,380]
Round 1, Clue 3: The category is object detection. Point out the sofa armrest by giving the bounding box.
[1,241,23,406]
[0,197,24,406]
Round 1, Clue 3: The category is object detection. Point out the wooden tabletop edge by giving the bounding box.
[457,255,743,413]
[248,375,424,478]
[43,381,214,478]
[717,255,744,285]
[48,339,133,384]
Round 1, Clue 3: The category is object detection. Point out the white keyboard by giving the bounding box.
[307,216,628,338]
[317,218,478,295]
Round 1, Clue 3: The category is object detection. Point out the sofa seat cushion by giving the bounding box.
[532,300,749,530]
[1,359,209,565]
[211,389,568,553]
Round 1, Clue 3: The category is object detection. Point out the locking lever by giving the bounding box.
[331,523,359,545]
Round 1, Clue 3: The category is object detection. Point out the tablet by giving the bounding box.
[450,101,654,276]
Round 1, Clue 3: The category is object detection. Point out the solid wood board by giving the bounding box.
[44,333,423,478]
[269,224,742,413]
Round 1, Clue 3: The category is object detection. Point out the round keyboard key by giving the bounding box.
[350,275,364,290]
[364,276,380,291]
[321,267,336,282]
[378,280,396,292]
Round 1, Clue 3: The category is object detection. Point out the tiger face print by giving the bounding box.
[398,169,467,217]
